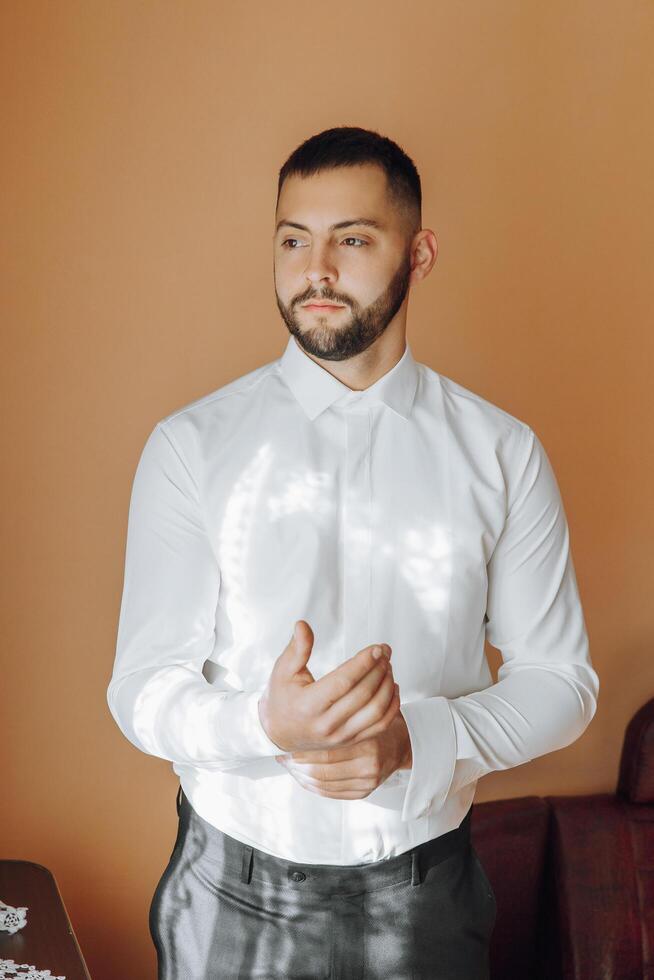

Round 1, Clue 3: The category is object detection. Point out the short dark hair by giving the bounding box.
[276,126,422,240]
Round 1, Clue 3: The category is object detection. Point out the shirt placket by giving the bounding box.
[343,406,373,660]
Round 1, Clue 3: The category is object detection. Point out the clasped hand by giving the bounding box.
[275,712,412,799]
[259,621,414,800]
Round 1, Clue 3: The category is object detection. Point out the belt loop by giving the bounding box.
[411,848,421,886]
[240,845,254,884]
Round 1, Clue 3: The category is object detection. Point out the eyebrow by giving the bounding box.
[275,217,385,234]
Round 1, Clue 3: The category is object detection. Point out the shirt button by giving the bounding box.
[290,871,306,882]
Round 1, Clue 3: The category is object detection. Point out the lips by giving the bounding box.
[303,302,344,309]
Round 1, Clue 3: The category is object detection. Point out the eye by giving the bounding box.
[280,237,368,249]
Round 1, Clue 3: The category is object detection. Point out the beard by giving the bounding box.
[275,250,412,361]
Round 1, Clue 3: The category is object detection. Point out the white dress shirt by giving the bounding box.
[107,335,599,864]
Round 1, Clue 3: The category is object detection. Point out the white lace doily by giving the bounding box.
[0,960,65,979]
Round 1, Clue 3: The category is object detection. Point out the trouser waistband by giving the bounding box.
[175,785,472,892]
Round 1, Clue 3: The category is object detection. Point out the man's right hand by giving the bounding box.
[257,620,400,753]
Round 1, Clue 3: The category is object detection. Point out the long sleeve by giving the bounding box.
[106,421,283,769]
[398,423,599,823]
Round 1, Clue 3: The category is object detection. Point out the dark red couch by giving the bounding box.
[470,697,654,979]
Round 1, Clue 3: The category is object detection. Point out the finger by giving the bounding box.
[301,782,366,800]
[326,669,398,745]
[302,773,374,792]
[340,682,401,746]
[285,765,372,797]
[317,656,393,740]
[307,643,392,715]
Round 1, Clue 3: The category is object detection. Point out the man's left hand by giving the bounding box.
[274,711,413,800]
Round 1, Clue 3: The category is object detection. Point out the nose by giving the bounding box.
[304,243,337,287]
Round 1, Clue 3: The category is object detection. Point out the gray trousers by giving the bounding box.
[149,787,496,979]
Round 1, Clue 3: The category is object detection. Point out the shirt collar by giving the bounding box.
[279,335,419,422]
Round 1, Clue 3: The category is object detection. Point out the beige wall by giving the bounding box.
[2,2,652,977]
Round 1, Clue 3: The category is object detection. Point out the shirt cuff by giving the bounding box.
[220,691,285,757]
[398,697,457,822]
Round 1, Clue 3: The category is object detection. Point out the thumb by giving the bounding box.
[281,620,314,680]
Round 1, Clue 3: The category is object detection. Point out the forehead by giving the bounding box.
[276,164,391,223]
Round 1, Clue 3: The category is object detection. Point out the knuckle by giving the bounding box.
[334,673,350,699]
[380,711,395,730]
[313,715,331,739]
[325,720,346,746]
[373,705,388,725]
[367,761,381,779]
[377,694,391,718]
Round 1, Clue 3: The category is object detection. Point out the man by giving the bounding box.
[107,126,599,979]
